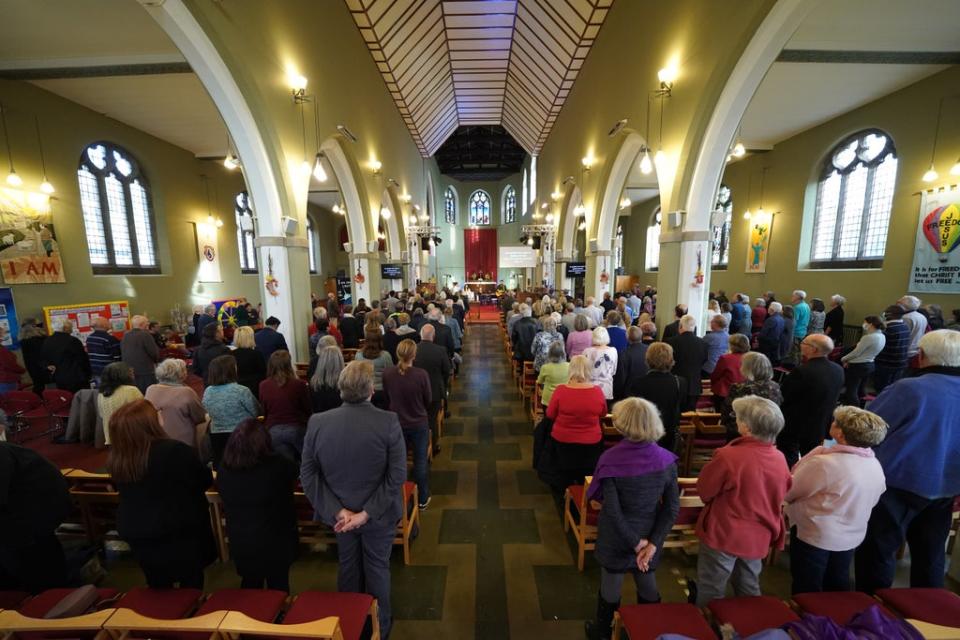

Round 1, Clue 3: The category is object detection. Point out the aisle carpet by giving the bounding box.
[468,305,501,324]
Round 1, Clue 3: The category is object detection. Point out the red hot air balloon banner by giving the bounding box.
[909,192,960,293]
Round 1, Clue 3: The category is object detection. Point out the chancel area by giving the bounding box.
[1,1,960,639]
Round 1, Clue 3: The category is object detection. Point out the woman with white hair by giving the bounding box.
[758,302,785,364]
[583,326,618,404]
[532,316,565,372]
[145,358,207,448]
[722,352,783,439]
[584,398,680,638]
[824,294,846,346]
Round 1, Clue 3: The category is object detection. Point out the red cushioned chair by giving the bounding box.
[113,587,204,619]
[42,389,74,438]
[13,588,120,640]
[708,596,800,636]
[17,588,120,618]
[563,477,599,571]
[792,591,894,625]
[875,588,960,628]
[613,603,715,640]
[282,591,379,640]
[194,589,286,622]
[0,390,50,442]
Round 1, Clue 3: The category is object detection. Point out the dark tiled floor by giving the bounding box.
[97,323,957,639]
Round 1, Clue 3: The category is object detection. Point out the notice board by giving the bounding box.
[0,287,20,349]
[43,300,131,345]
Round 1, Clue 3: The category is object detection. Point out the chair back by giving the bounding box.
[0,390,45,415]
[42,389,74,414]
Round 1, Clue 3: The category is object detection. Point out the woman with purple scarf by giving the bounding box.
[584,397,680,640]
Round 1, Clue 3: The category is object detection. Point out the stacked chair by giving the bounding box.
[0,389,72,442]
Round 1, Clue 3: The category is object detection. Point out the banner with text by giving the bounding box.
[909,188,960,293]
[0,188,66,284]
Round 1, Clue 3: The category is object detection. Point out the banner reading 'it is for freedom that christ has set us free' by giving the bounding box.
[909,188,960,293]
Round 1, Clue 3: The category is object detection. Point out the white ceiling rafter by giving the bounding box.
[346,0,613,157]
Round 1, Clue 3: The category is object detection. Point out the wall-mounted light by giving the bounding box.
[380,204,391,219]
[578,220,587,231]
[732,142,746,157]
[619,197,632,210]
[550,190,562,201]
[574,203,586,217]
[223,152,239,171]
[545,213,554,223]
[289,72,309,103]
[1,105,21,187]
[951,156,960,177]
[333,203,345,215]
[581,154,594,171]
[369,159,382,175]
[656,64,677,97]
[400,193,412,204]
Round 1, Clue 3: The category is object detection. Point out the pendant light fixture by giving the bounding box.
[639,93,653,175]
[202,175,223,228]
[34,115,54,194]
[311,101,328,182]
[298,97,311,178]
[922,98,944,183]
[223,132,239,170]
[1,104,22,187]
[743,171,753,220]
[756,167,768,219]
[654,89,666,169]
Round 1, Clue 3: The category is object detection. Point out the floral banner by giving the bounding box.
[0,188,65,284]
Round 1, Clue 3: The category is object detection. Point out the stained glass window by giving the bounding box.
[77,142,158,272]
[810,130,897,266]
[469,190,490,226]
[235,192,258,273]
[712,184,733,267]
[444,187,456,224]
[503,186,516,224]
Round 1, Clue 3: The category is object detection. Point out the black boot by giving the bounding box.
[584,592,618,640]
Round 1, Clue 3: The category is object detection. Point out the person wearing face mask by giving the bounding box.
[840,316,886,407]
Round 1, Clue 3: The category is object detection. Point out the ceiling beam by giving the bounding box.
[0,61,193,80]
[777,49,960,64]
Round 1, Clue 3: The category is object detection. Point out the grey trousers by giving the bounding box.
[695,541,763,606]
[336,521,395,637]
[600,566,660,603]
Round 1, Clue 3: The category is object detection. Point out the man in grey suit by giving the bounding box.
[301,360,406,638]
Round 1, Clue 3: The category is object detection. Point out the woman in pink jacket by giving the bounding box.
[785,406,887,594]
[693,395,792,606]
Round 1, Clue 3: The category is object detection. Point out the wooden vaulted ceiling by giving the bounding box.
[345,0,613,157]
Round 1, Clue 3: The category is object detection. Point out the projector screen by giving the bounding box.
[499,245,537,268]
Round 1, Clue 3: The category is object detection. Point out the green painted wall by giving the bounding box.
[711,65,960,322]
[620,196,660,284]
[0,78,258,326]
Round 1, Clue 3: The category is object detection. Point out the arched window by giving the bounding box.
[712,184,733,267]
[77,142,158,272]
[529,155,537,206]
[444,186,456,224]
[645,208,661,271]
[469,190,491,226]
[234,191,257,273]
[502,186,516,224]
[614,223,624,273]
[522,169,528,217]
[810,129,897,266]
[306,216,317,274]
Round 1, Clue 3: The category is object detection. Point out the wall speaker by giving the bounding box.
[401,251,409,261]
[342,242,353,253]
[367,240,379,253]
[667,210,684,228]
[588,239,599,254]
[280,216,298,236]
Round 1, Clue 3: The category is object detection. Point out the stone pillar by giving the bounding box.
[347,252,381,305]
[585,250,612,300]
[554,254,572,295]
[256,236,312,362]
[654,212,710,336]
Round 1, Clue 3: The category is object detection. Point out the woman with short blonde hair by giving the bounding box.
[584,396,679,635]
[231,325,266,399]
[233,325,256,349]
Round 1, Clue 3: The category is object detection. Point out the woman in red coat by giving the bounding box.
[709,334,749,411]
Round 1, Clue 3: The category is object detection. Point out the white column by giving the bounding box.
[654,213,710,336]
[256,236,311,361]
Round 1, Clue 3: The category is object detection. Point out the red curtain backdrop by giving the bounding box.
[464,228,498,280]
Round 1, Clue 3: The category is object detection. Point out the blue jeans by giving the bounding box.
[405,426,430,503]
[789,528,853,594]
[269,424,305,464]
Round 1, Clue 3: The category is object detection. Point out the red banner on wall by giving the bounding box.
[464,228,498,281]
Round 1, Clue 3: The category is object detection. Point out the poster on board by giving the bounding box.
[909,188,960,293]
[0,287,20,349]
[745,212,774,274]
[0,187,66,284]
[43,300,130,344]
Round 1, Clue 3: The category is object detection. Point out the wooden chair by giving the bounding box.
[220,591,379,640]
[519,362,536,405]
[0,390,49,443]
[342,348,358,363]
[531,383,544,422]
[0,608,116,640]
[663,478,704,554]
[103,608,225,640]
[295,363,310,380]
[685,412,726,475]
[206,489,230,562]
[395,481,420,565]
[67,471,120,545]
[563,476,598,571]
[676,412,698,476]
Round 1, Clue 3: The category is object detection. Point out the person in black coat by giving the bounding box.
[414,325,451,450]
[427,310,455,359]
[511,305,539,364]
[231,326,266,400]
[193,323,231,383]
[629,343,686,453]
[824,295,846,347]
[666,316,708,411]
[309,345,344,414]
[41,320,90,392]
[660,304,687,342]
[338,306,363,349]
[108,399,215,588]
[18,319,48,394]
[217,418,299,591]
[614,326,649,400]
[0,442,72,592]
[584,398,680,639]
[254,317,289,361]
[777,334,845,466]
